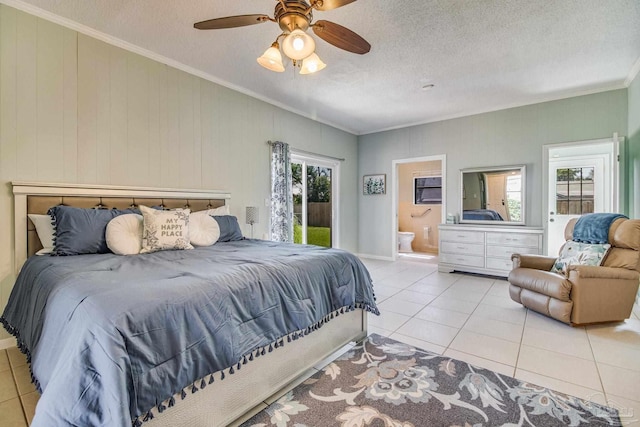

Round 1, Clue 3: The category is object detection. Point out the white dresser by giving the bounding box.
[438,224,544,277]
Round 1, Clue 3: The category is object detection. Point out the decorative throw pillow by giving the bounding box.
[551,240,611,275]
[212,215,244,242]
[48,206,140,255]
[106,214,143,255]
[189,212,220,246]
[28,213,55,255]
[206,205,230,216]
[139,205,193,253]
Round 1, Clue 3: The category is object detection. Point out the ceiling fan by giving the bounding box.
[194,0,371,74]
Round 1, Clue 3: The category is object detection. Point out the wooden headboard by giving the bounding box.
[12,182,231,273]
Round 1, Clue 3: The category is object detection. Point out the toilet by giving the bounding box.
[398,231,415,252]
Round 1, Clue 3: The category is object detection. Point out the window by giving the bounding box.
[414,177,442,204]
[506,174,522,221]
[556,167,594,215]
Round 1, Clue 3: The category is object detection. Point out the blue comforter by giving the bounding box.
[1,240,378,426]
[463,209,504,221]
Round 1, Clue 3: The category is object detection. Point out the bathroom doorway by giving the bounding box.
[391,155,447,261]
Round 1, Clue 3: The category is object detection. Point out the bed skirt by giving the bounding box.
[147,309,367,427]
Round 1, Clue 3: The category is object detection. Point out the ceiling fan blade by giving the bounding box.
[311,0,357,11]
[194,14,270,30]
[312,20,370,54]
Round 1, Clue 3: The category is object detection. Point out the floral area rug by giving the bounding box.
[241,334,620,427]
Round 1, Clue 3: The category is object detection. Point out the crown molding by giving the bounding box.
[624,55,640,87]
[0,0,356,135]
[1,0,637,137]
[360,82,628,136]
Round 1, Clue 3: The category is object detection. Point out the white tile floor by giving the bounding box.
[360,255,640,426]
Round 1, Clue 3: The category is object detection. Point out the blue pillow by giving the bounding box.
[48,206,139,255]
[212,215,244,242]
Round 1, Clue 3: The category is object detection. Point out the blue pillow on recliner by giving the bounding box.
[48,205,139,255]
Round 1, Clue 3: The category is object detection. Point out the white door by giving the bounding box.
[547,156,608,255]
[485,173,509,220]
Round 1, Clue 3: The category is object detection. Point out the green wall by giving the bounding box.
[358,90,629,258]
[628,72,640,218]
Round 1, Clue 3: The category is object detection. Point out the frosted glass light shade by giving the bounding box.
[300,53,326,74]
[257,44,285,72]
[282,29,315,60]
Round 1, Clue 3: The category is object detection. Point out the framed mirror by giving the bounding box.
[460,165,526,225]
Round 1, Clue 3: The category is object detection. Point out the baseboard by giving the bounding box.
[356,253,394,262]
[0,337,16,350]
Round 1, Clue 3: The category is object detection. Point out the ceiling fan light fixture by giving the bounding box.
[282,28,316,60]
[300,52,326,74]
[257,42,285,72]
[195,1,371,76]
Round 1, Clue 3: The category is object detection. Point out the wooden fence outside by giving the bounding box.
[294,202,332,228]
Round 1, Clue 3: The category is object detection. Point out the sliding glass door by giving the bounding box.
[292,154,338,248]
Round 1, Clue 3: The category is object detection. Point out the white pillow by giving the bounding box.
[28,214,55,255]
[106,214,143,255]
[206,205,229,216]
[139,205,193,253]
[189,213,220,246]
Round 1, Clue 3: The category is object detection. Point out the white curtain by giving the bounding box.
[269,141,294,242]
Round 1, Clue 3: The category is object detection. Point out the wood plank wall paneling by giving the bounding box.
[0,6,19,317]
[0,4,359,336]
[0,6,18,182]
[62,28,78,182]
[16,11,37,180]
[127,52,150,186]
[36,18,64,182]
[147,60,162,186]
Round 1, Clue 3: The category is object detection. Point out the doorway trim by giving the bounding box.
[542,135,622,255]
[391,154,447,261]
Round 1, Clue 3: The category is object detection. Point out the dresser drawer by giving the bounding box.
[486,257,515,272]
[486,245,538,259]
[441,242,484,256]
[486,232,539,247]
[440,230,485,244]
[440,253,484,268]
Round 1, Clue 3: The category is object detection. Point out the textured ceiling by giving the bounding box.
[7,0,640,135]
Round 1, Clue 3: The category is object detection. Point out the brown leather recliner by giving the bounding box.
[508,217,640,325]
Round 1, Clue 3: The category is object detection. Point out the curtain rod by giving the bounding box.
[267,141,345,162]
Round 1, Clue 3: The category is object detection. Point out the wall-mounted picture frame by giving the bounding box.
[363,174,386,195]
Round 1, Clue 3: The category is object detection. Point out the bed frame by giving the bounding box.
[11,181,367,427]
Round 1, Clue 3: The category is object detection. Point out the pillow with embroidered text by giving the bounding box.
[139,205,193,253]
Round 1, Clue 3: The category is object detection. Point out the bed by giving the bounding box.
[462,209,504,221]
[2,182,377,427]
